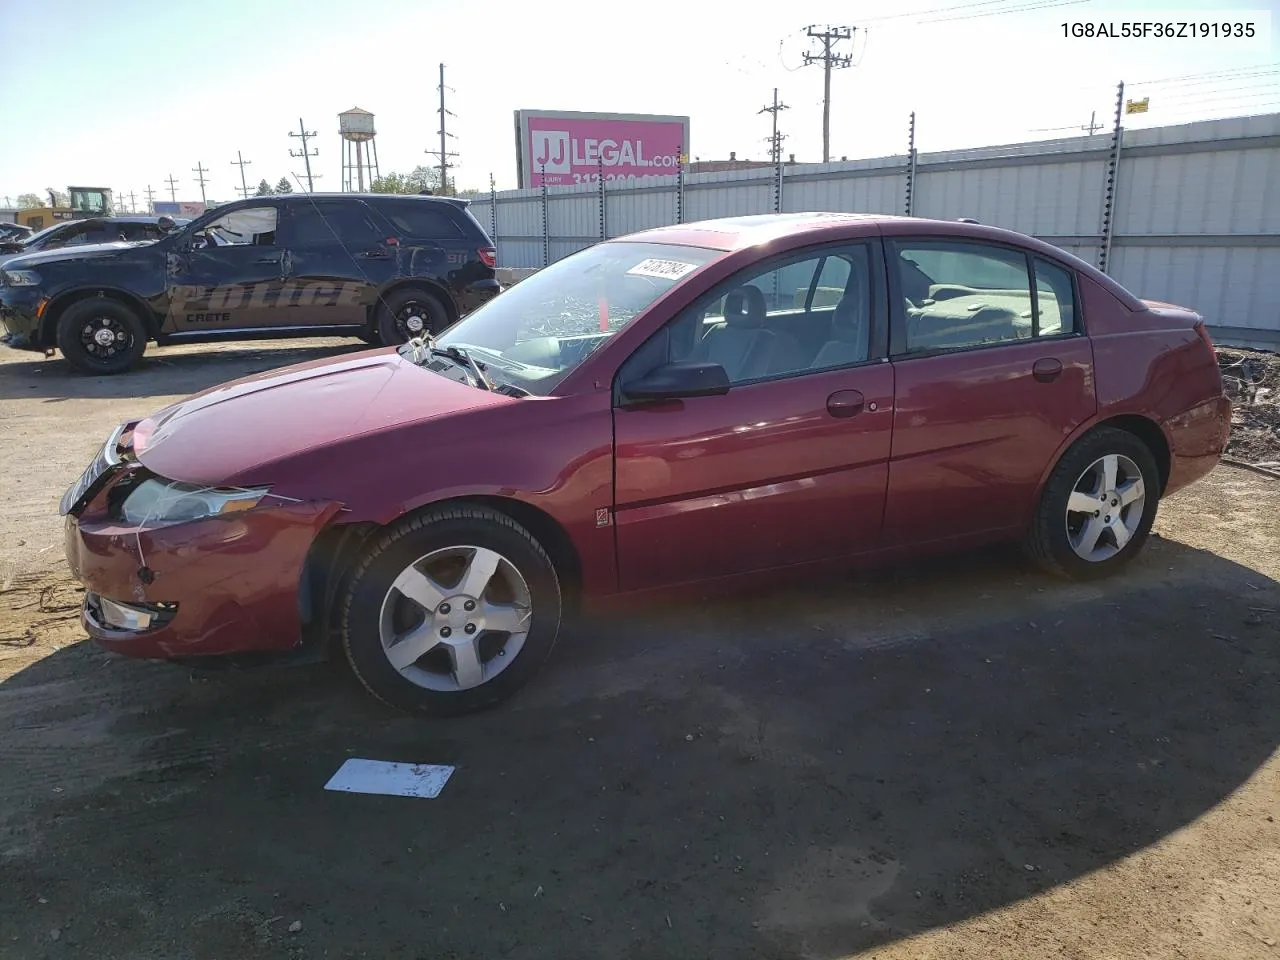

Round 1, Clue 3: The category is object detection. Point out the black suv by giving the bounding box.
[0,194,500,374]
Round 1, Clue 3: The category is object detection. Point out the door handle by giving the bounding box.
[360,249,391,259]
[255,255,282,264]
[1032,358,1063,383]
[826,389,865,418]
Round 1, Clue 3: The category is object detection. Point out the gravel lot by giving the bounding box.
[1,341,1278,960]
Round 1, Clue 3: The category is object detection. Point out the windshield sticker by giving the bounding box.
[626,258,699,281]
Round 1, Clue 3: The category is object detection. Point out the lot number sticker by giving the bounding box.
[627,258,699,281]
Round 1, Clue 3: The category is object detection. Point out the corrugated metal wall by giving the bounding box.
[471,113,1280,348]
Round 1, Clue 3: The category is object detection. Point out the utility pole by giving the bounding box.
[803,25,853,163]
[128,190,137,214]
[1085,110,1101,135]
[165,174,179,202]
[289,118,319,191]
[144,184,156,213]
[759,87,790,164]
[427,62,459,195]
[231,151,253,198]
[191,162,209,205]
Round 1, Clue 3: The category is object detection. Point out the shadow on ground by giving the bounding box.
[1,538,1277,960]
[0,340,366,402]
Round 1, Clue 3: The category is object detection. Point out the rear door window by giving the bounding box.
[378,201,466,240]
[283,200,381,249]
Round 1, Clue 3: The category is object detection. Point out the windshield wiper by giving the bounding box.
[432,345,490,391]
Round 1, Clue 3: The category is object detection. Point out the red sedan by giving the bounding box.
[61,214,1231,715]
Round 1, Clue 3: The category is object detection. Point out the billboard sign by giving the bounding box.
[153,201,207,217]
[515,110,690,188]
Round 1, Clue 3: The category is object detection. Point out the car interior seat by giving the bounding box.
[811,276,869,368]
[689,284,777,382]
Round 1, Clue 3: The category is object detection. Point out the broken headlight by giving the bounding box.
[3,269,41,286]
[120,477,269,528]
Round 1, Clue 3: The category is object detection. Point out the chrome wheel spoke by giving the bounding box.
[385,622,438,671]
[1111,518,1132,550]
[458,547,502,598]
[1101,454,1118,492]
[392,566,447,613]
[1118,476,1144,508]
[1074,515,1107,556]
[447,637,485,689]
[483,601,531,636]
[1067,490,1099,514]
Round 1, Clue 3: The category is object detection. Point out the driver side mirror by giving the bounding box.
[623,360,731,403]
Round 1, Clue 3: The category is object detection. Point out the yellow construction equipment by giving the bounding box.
[16,187,113,231]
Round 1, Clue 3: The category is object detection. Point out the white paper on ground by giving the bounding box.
[324,759,455,799]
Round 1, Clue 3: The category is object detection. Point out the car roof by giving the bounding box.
[619,212,1145,311]
[216,193,470,210]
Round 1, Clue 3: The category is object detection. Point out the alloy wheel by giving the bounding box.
[378,545,533,691]
[1064,453,1147,562]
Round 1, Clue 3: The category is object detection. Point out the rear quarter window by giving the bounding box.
[378,201,466,240]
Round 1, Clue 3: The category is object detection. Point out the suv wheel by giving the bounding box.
[340,504,563,716]
[56,296,148,375]
[376,288,449,345]
[1025,426,1160,580]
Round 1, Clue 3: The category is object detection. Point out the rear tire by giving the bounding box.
[340,504,563,716]
[1025,426,1161,580]
[56,297,147,375]
[375,288,449,346]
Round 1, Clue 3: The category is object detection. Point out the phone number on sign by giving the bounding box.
[1063,20,1258,38]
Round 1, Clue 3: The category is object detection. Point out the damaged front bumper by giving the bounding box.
[62,434,342,660]
[0,286,44,349]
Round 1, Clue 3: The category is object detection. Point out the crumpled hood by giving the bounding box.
[1,240,146,269]
[133,349,512,485]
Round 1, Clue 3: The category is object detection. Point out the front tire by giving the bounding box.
[375,288,449,346]
[56,297,147,375]
[340,505,563,716]
[1025,426,1160,580]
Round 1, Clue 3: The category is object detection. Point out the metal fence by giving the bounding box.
[472,111,1280,349]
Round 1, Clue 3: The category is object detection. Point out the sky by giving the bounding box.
[0,0,1277,206]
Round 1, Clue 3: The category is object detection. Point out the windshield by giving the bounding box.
[434,241,721,395]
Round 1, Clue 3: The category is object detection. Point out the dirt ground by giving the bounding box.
[1,341,1278,960]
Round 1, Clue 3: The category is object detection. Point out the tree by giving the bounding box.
[275,177,293,194]
[255,179,273,197]
[370,166,444,195]
[15,193,42,209]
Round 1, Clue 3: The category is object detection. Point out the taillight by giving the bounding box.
[478,246,497,269]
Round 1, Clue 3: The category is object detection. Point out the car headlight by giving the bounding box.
[3,269,41,286]
[120,477,269,527]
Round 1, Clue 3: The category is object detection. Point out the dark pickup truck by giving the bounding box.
[0,193,500,374]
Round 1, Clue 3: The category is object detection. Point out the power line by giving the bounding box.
[164,174,179,202]
[758,88,790,163]
[426,62,459,194]
[859,0,1090,24]
[922,0,1091,23]
[191,162,209,205]
[232,151,253,198]
[289,117,319,192]
[1128,63,1280,87]
[803,25,853,164]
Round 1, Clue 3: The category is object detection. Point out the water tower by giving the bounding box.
[339,107,381,192]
